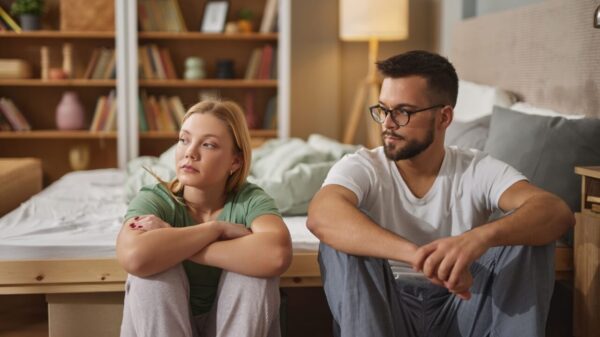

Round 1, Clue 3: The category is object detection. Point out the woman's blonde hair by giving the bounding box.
[147,99,252,202]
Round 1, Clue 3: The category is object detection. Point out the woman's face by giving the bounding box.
[175,113,241,190]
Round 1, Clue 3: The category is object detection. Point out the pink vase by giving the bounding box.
[56,91,85,130]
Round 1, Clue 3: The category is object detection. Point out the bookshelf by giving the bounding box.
[0,0,118,183]
[132,0,288,158]
[0,0,290,184]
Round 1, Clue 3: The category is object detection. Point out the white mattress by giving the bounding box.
[0,169,319,260]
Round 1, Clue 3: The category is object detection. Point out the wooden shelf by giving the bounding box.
[139,79,277,88]
[0,31,115,39]
[140,129,277,140]
[0,131,117,139]
[0,80,116,87]
[138,32,277,41]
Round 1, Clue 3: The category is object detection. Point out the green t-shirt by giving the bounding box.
[124,182,281,315]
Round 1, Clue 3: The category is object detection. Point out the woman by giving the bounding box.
[117,100,292,337]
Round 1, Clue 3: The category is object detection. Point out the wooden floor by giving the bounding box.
[0,283,573,337]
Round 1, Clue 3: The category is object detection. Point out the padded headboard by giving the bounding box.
[450,0,600,118]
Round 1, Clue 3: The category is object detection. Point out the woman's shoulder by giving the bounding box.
[134,183,182,209]
[233,182,272,201]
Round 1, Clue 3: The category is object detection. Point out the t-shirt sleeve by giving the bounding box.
[322,153,373,204]
[475,154,528,212]
[243,185,281,228]
[124,186,171,222]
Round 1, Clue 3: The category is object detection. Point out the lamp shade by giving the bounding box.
[339,0,409,41]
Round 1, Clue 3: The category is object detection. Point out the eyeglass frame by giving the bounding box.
[369,103,446,127]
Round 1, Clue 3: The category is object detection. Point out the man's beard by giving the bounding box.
[382,125,435,161]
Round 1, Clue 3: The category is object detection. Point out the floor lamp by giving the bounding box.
[340,0,409,147]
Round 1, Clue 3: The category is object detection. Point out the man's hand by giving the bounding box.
[412,230,490,299]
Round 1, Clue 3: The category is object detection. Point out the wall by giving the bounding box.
[290,0,436,143]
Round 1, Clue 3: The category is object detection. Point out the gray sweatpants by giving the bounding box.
[120,264,281,337]
[319,242,555,337]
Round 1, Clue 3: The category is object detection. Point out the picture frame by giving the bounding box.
[201,1,229,33]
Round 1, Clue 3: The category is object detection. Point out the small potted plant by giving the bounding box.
[11,0,44,31]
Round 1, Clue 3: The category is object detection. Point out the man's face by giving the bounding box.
[379,76,438,161]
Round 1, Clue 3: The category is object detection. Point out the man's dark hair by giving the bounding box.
[376,50,459,107]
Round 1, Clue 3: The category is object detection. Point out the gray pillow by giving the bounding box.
[445,116,490,151]
[484,106,600,212]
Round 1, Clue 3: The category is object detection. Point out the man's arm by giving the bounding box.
[306,184,418,264]
[414,180,574,290]
[189,214,292,278]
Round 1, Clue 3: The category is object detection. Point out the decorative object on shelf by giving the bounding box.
[224,22,238,34]
[62,43,73,79]
[184,57,206,80]
[49,68,67,80]
[0,59,32,79]
[201,1,229,33]
[40,46,49,80]
[60,0,114,31]
[68,144,90,171]
[56,91,85,130]
[215,58,235,79]
[10,0,43,31]
[237,8,254,33]
[340,0,409,147]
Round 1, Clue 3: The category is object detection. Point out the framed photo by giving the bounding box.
[201,1,229,33]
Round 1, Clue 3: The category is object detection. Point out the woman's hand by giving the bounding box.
[212,221,252,240]
[129,215,171,232]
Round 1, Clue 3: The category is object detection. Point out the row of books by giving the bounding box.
[0,6,22,32]
[245,45,277,80]
[0,98,30,131]
[84,48,117,80]
[90,91,117,131]
[138,0,187,32]
[139,45,177,80]
[260,0,278,33]
[139,92,186,132]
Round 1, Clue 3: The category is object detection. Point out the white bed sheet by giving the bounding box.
[0,169,319,260]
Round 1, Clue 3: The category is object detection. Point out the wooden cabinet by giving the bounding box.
[573,166,600,337]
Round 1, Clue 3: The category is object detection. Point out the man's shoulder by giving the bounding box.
[340,146,387,166]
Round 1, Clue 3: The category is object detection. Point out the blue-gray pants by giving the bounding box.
[318,242,555,337]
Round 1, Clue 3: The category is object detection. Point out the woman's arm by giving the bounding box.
[188,214,293,278]
[116,215,250,277]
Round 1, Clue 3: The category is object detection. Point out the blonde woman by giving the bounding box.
[117,100,292,337]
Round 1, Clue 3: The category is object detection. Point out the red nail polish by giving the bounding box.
[129,223,136,228]
[134,216,140,220]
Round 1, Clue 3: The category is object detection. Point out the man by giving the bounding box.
[306,50,574,337]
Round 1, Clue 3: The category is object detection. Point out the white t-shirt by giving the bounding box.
[323,146,527,275]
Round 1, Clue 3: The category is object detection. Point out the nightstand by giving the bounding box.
[573,166,600,337]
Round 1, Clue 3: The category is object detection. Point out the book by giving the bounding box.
[244,48,262,80]
[83,49,101,79]
[92,49,112,80]
[141,92,157,131]
[139,46,154,79]
[262,95,277,129]
[89,96,106,131]
[103,97,118,131]
[587,195,600,204]
[258,44,273,79]
[592,203,600,213]
[158,95,176,131]
[0,105,12,130]
[0,6,21,33]
[96,91,116,131]
[0,98,30,131]
[169,96,186,128]
[102,50,117,79]
[159,48,177,79]
[150,45,167,79]
[138,95,148,132]
[259,0,278,33]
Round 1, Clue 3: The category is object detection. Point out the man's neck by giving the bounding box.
[394,143,446,198]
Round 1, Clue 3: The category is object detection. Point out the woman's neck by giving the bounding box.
[183,185,227,222]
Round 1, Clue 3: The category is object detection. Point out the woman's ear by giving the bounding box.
[230,154,242,175]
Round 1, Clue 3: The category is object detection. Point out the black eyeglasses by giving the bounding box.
[369,104,445,127]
